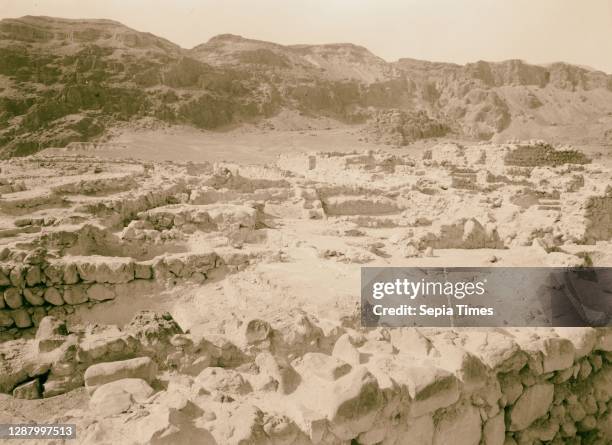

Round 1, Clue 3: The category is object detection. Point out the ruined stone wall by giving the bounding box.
[3,310,610,444]
[583,190,612,244]
[0,250,252,334]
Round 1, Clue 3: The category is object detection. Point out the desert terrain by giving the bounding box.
[0,15,611,445]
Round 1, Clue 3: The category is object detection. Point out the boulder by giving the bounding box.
[254,352,300,394]
[433,403,482,445]
[89,378,154,417]
[35,316,68,352]
[123,311,183,361]
[325,367,383,441]
[84,357,157,394]
[375,358,460,417]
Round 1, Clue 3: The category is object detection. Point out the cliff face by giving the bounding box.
[1,16,612,157]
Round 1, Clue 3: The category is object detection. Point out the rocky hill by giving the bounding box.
[1,15,612,157]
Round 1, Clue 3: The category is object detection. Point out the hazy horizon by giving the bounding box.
[1,0,612,73]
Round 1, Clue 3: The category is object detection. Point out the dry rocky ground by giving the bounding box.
[2,15,612,158]
[0,140,610,444]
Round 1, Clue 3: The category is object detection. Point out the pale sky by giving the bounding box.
[1,0,612,73]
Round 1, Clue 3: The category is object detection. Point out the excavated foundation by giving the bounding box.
[0,144,611,444]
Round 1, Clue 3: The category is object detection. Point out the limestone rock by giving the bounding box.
[196,367,252,396]
[43,263,63,285]
[293,352,351,382]
[62,285,88,305]
[87,283,116,301]
[0,311,14,328]
[541,337,575,373]
[43,287,64,306]
[4,288,23,309]
[36,316,68,338]
[84,357,158,394]
[509,383,554,431]
[89,378,154,417]
[10,309,31,328]
[325,367,383,441]
[243,318,272,345]
[25,265,42,287]
[9,266,24,288]
[499,372,523,405]
[23,287,45,306]
[433,403,482,445]
[483,411,506,445]
[332,333,363,365]
[255,352,300,394]
[12,379,41,399]
[63,263,79,285]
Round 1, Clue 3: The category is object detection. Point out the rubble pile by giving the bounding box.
[1,312,610,444]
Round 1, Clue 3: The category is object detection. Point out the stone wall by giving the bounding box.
[2,311,610,444]
[0,250,252,334]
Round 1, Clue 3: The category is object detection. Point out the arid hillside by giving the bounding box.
[1,15,612,157]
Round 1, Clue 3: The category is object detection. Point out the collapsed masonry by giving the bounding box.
[1,143,612,335]
[1,312,610,444]
[0,143,611,443]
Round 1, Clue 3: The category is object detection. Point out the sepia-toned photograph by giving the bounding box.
[0,1,611,444]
